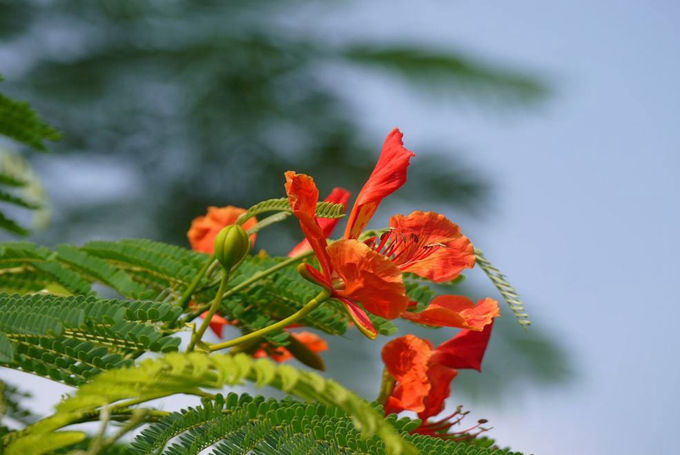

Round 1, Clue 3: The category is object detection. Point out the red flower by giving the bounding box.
[285,129,483,337]
[201,311,230,338]
[285,130,486,336]
[369,211,476,283]
[402,296,500,331]
[187,206,257,254]
[381,322,496,420]
[344,129,415,240]
[288,187,351,258]
[253,331,328,363]
[340,130,474,284]
[286,171,409,339]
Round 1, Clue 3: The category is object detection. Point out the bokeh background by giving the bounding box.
[1,1,679,454]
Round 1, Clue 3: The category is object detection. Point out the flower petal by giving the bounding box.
[419,363,458,420]
[266,331,329,364]
[389,211,475,282]
[402,296,500,331]
[344,129,415,239]
[382,335,433,414]
[328,239,409,319]
[288,187,351,257]
[432,322,495,372]
[284,171,333,281]
[293,331,329,353]
[200,311,229,339]
[187,206,257,253]
[335,296,379,340]
[297,263,333,291]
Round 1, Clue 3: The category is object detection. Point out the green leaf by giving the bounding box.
[8,353,419,455]
[342,45,549,104]
[240,198,345,224]
[0,190,40,210]
[0,212,28,236]
[5,431,86,455]
[0,90,61,152]
[0,332,14,362]
[0,293,181,385]
[130,393,520,455]
[474,248,530,327]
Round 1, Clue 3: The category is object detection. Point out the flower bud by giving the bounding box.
[213,224,251,271]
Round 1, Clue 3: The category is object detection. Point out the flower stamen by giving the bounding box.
[365,230,446,270]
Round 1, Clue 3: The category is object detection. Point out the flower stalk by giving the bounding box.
[186,271,230,352]
[208,289,330,352]
[376,368,395,406]
[181,249,315,324]
[178,253,214,311]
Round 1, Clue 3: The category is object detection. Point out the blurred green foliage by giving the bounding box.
[0,0,548,245]
[0,0,570,403]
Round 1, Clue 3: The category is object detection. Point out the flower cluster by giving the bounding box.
[187,128,501,439]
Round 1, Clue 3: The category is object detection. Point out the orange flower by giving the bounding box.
[401,296,500,331]
[344,128,415,240]
[202,312,230,338]
[374,211,476,283]
[286,171,409,339]
[285,129,483,336]
[253,331,328,363]
[382,322,495,420]
[338,130,474,284]
[187,206,257,253]
[288,187,351,257]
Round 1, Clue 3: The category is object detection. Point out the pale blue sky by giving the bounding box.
[323,1,679,454]
[2,2,679,454]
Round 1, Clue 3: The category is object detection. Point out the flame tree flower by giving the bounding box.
[285,129,487,337]
[381,322,497,438]
[286,171,409,338]
[187,205,257,253]
[288,187,351,257]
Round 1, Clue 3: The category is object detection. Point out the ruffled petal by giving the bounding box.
[419,363,458,420]
[388,211,475,282]
[432,323,495,372]
[401,296,500,331]
[382,335,433,414]
[288,187,351,257]
[187,206,257,253]
[284,171,333,281]
[328,239,409,319]
[344,129,415,239]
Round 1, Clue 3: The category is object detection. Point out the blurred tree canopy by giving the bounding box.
[0,0,569,403]
[0,0,548,246]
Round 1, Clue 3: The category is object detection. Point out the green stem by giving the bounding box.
[182,249,315,324]
[246,212,291,235]
[179,254,215,311]
[376,368,395,406]
[187,271,230,352]
[208,289,330,352]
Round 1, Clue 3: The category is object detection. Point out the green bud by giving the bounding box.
[214,224,251,271]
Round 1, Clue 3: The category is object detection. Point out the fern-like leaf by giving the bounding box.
[0,87,61,152]
[6,353,419,455]
[474,248,530,327]
[132,394,521,455]
[0,293,181,383]
[240,198,345,224]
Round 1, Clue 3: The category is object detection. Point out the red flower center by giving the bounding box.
[365,229,446,271]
